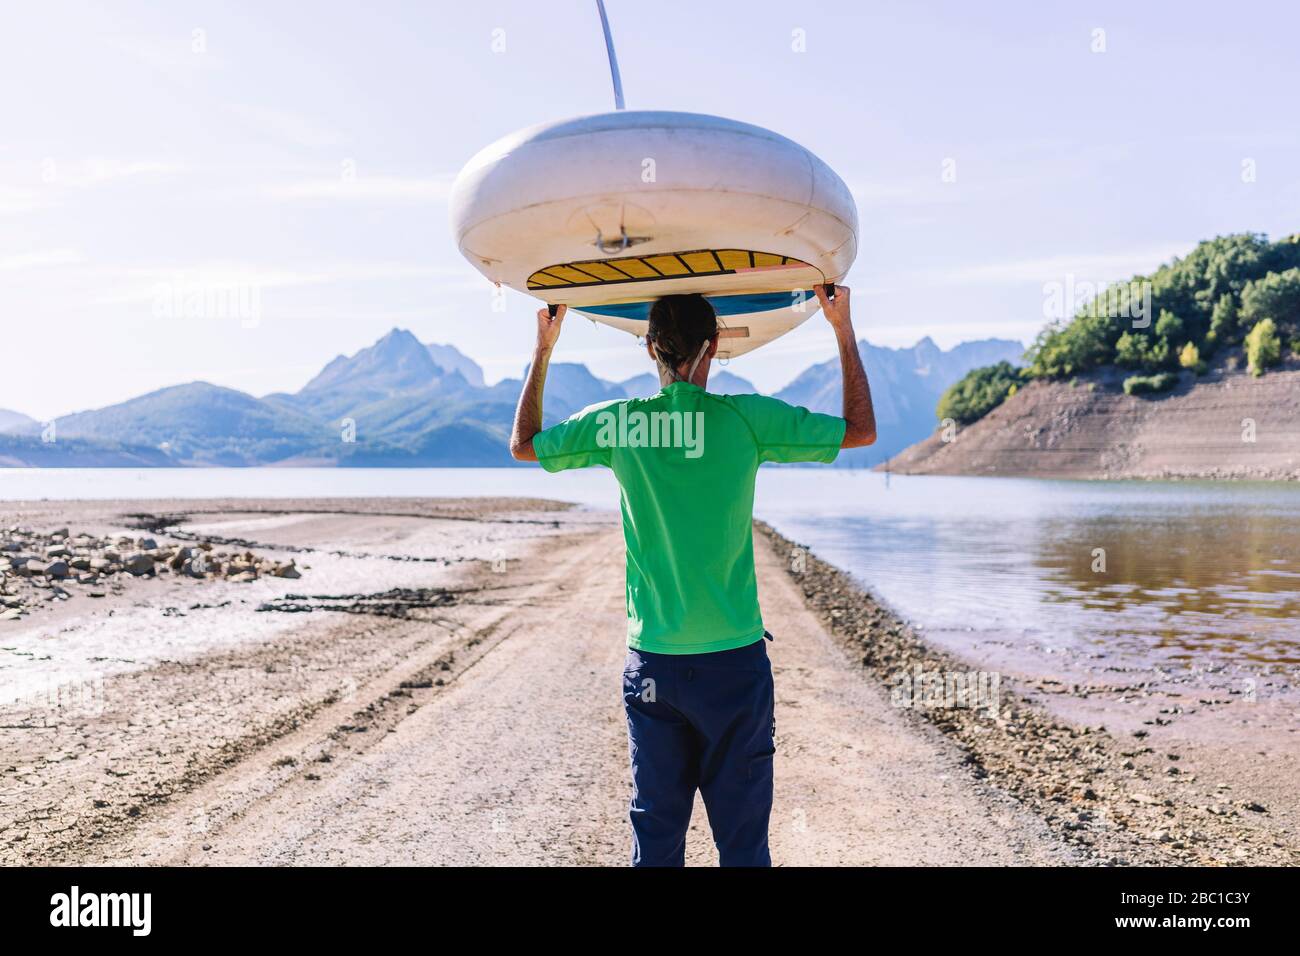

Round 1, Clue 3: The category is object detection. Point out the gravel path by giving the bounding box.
[58,505,1078,866]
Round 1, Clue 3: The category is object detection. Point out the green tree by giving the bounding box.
[1208,294,1239,344]
[1154,309,1184,341]
[1026,312,1122,378]
[1241,268,1300,337]
[1179,341,1205,374]
[1244,318,1281,376]
[1114,331,1146,367]
[1123,372,1178,395]
[936,362,1023,424]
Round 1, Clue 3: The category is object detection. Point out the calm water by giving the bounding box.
[3,468,1298,666]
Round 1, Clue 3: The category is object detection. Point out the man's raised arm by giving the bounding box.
[815,285,876,449]
[509,304,567,462]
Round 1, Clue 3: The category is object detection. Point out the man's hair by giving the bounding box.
[646,294,718,370]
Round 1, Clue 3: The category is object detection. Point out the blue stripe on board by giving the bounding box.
[578,290,808,322]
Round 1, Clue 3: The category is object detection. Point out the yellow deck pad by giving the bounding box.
[527,249,807,290]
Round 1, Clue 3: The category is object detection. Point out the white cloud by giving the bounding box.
[849,178,967,207]
[920,243,1189,286]
[0,249,83,272]
[105,34,225,73]
[0,158,183,207]
[88,260,470,305]
[0,185,48,215]
[227,104,342,149]
[265,174,455,203]
[51,158,183,188]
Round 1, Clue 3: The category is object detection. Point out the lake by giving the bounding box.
[3,467,1298,668]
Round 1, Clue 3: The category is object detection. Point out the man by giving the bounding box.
[510,285,875,866]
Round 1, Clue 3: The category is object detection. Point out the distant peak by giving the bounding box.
[374,327,423,349]
[297,327,440,395]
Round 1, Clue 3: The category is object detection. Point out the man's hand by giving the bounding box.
[815,284,851,332]
[536,304,567,350]
[815,284,875,449]
[512,304,566,462]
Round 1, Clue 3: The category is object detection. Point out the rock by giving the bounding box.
[45,544,71,558]
[24,560,49,576]
[138,537,157,550]
[69,556,91,571]
[89,557,112,571]
[123,553,155,576]
[273,562,301,579]
[44,560,70,579]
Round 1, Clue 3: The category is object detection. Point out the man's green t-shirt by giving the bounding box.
[533,382,845,655]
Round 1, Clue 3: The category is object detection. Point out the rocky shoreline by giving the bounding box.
[757,521,1294,866]
[0,524,301,622]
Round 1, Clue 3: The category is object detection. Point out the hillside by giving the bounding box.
[0,410,37,434]
[894,233,1300,479]
[776,337,1024,467]
[887,350,1300,480]
[0,434,174,467]
[54,382,329,466]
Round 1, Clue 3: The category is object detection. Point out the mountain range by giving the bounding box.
[774,337,1029,466]
[0,330,1022,467]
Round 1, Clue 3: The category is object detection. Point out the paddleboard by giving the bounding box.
[450,110,858,358]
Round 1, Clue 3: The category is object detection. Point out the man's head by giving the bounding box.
[646,294,719,387]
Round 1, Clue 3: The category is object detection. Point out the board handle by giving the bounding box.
[548,304,559,318]
[823,282,836,301]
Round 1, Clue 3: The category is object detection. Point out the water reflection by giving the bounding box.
[754,472,1300,666]
[1034,514,1300,662]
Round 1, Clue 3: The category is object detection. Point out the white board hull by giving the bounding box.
[450,111,859,358]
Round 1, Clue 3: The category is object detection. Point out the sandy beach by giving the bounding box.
[1,497,1293,866]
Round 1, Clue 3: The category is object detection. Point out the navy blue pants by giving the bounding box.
[621,635,776,867]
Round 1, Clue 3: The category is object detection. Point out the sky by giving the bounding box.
[2,0,1297,420]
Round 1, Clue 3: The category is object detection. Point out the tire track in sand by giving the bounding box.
[114,524,1077,866]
